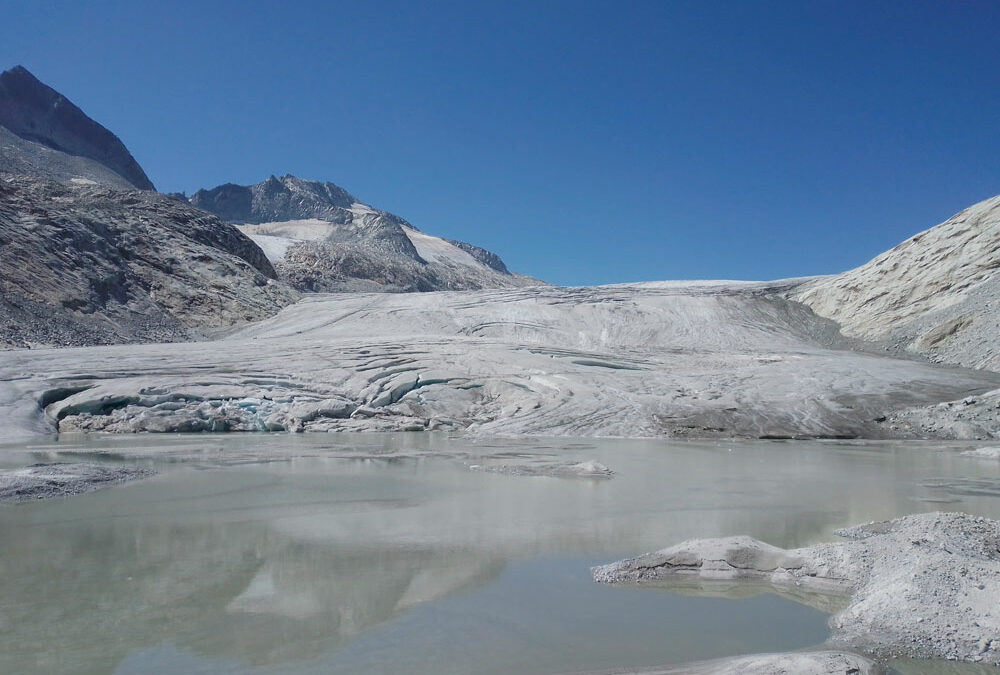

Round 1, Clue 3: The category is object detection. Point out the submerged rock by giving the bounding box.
[578,650,884,675]
[468,459,614,478]
[961,446,1000,459]
[594,512,1000,664]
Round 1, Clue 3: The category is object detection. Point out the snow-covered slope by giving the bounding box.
[794,195,1000,370]
[192,175,536,292]
[5,281,999,442]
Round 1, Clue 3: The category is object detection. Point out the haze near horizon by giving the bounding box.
[3,0,999,285]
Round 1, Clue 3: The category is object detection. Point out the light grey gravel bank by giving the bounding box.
[593,512,1000,665]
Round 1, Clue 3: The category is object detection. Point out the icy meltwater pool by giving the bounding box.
[2,434,1000,675]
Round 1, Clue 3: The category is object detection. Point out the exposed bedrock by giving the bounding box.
[3,282,1000,441]
[593,512,1000,664]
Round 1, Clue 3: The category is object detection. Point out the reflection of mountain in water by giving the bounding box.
[0,517,504,674]
[2,439,992,674]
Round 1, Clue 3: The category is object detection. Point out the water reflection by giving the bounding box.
[0,436,998,674]
[1,513,505,673]
[628,577,850,616]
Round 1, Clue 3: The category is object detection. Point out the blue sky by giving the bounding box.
[4,1,999,285]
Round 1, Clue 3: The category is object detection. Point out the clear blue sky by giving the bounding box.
[3,1,999,285]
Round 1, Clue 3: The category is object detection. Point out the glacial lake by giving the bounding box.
[2,433,1000,675]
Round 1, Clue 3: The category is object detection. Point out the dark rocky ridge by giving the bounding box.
[0,125,137,190]
[444,238,511,273]
[0,66,155,190]
[0,174,297,347]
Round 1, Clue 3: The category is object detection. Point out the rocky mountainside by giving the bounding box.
[794,195,1000,371]
[0,125,137,190]
[191,175,537,292]
[0,66,154,190]
[0,174,296,347]
[0,67,300,347]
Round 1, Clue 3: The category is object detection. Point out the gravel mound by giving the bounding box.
[877,390,1000,440]
[594,512,1000,664]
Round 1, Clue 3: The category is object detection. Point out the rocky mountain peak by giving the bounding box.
[279,174,356,209]
[0,65,155,190]
[190,174,360,224]
[191,174,537,293]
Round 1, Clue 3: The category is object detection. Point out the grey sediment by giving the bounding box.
[593,512,1000,666]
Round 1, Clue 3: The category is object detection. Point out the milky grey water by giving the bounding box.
[2,434,1000,675]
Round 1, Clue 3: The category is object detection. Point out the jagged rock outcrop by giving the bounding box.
[191,174,537,292]
[794,195,1000,371]
[0,66,154,190]
[0,174,297,347]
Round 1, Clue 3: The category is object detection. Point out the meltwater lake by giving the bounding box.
[2,433,1000,675]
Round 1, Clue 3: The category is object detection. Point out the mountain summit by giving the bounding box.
[0,65,154,190]
[192,175,534,292]
[191,174,357,223]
